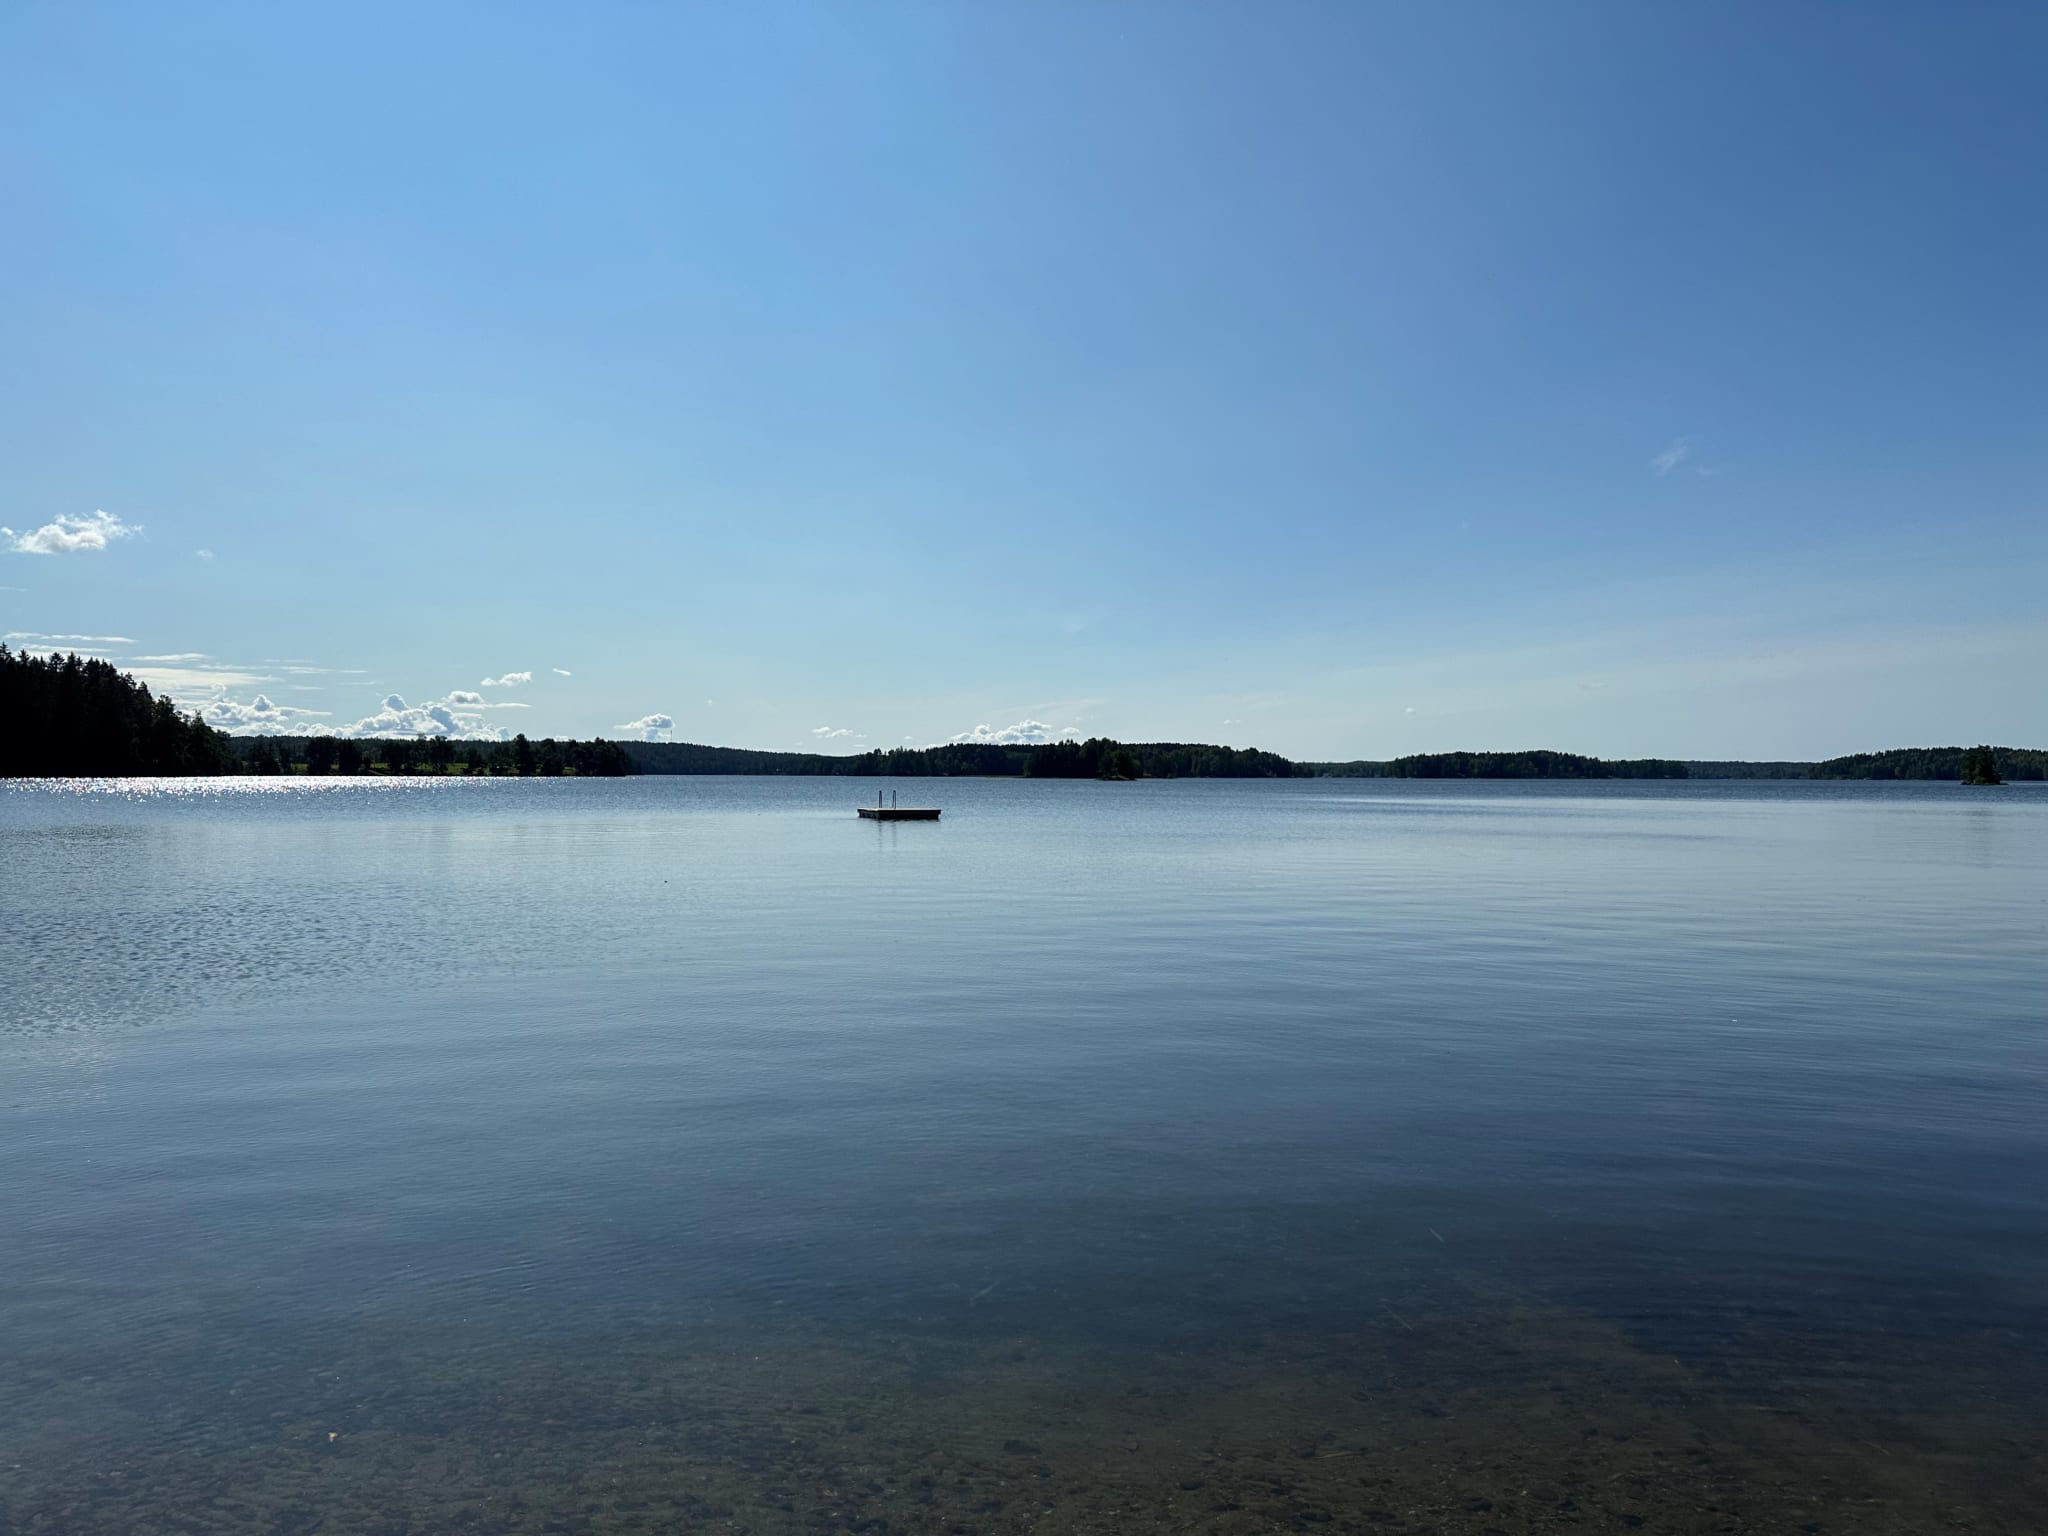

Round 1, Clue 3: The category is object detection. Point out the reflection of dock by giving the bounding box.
[858,790,940,821]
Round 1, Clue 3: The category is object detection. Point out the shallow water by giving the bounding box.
[2,776,2044,1533]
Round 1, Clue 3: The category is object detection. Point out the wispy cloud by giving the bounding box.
[134,660,279,697]
[6,630,136,647]
[480,670,532,687]
[619,712,674,742]
[26,643,284,704]
[1650,439,1691,477]
[2,510,141,555]
[195,548,215,561]
[552,667,572,677]
[812,725,854,740]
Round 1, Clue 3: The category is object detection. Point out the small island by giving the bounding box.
[1961,745,2005,786]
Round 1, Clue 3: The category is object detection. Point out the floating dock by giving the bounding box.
[858,791,940,820]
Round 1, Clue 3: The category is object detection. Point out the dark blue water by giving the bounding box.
[3,777,2044,1533]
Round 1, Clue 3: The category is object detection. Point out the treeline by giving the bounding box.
[1,646,234,776]
[1305,750,1690,779]
[625,741,1024,776]
[1807,746,2048,781]
[1026,738,1296,779]
[623,737,1298,779]
[232,734,637,777]
[1683,761,1814,779]
[0,649,637,777]
[1305,748,2047,781]
[12,649,2041,785]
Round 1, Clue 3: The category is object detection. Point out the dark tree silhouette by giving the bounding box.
[1809,746,2044,781]
[0,645,233,776]
[1961,745,2004,785]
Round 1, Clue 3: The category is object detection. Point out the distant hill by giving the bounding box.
[1309,750,2048,781]
[624,738,1298,779]
[1680,761,1813,779]
[1303,750,1688,779]
[1806,746,2047,781]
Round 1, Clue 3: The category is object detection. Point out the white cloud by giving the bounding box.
[196,694,331,735]
[812,725,854,739]
[618,712,674,742]
[480,671,532,687]
[191,685,512,740]
[444,690,485,705]
[5,630,136,647]
[130,652,210,662]
[1,510,140,555]
[552,667,572,677]
[1650,439,1691,476]
[195,548,215,560]
[330,691,507,740]
[944,720,1079,747]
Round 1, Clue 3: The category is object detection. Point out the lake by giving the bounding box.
[2,776,2043,1533]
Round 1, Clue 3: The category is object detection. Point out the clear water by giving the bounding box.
[2,777,2044,1533]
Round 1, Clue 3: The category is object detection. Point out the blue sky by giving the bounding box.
[3,2,2042,759]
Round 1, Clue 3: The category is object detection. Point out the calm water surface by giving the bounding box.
[2,777,2044,1533]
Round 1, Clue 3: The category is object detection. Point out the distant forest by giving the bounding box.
[1805,746,2047,781]
[624,737,1296,779]
[233,733,637,777]
[1308,750,1689,779]
[5,647,2040,783]
[1310,747,2045,781]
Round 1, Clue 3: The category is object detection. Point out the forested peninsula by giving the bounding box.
[4,647,2040,783]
